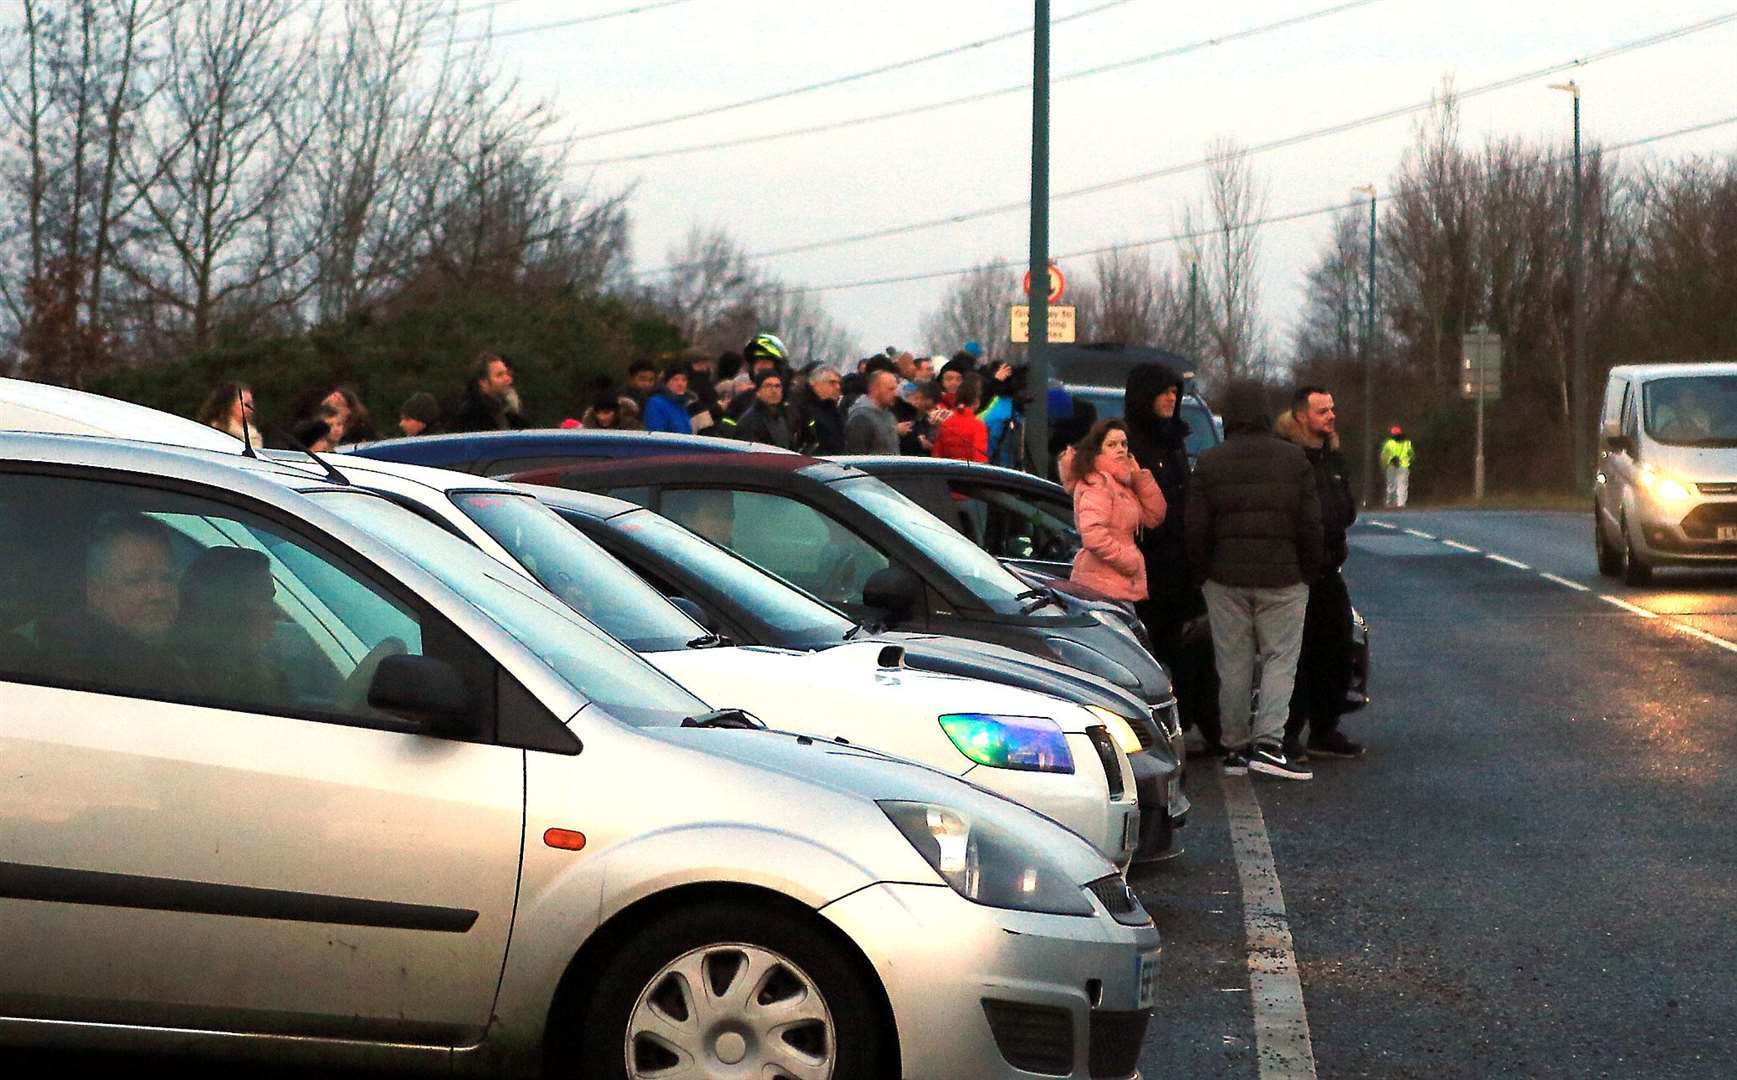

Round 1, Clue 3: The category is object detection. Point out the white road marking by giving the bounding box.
[1402,528,1436,539]
[1367,520,1397,529]
[1539,572,1592,592]
[1599,595,1660,619]
[1220,771,1317,1080]
[1441,540,1482,553]
[1672,623,1737,654]
[1486,554,1532,570]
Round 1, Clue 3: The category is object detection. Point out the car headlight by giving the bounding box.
[938,713,1074,773]
[1045,635,1139,688]
[879,801,1096,916]
[1638,465,1694,503]
[1086,704,1146,754]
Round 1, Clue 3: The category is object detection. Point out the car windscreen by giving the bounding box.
[450,491,702,653]
[1069,389,1218,458]
[313,492,708,725]
[829,476,1067,618]
[1642,375,1737,447]
[602,508,855,641]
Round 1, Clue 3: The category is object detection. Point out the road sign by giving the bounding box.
[1022,264,1066,303]
[1011,304,1076,344]
[1459,327,1503,401]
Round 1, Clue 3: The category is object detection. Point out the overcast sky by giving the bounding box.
[474,0,1737,361]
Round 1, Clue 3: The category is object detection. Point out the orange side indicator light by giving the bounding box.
[543,828,587,851]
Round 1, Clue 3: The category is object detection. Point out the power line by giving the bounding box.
[448,0,701,44]
[633,9,1737,278]
[537,0,1137,146]
[570,0,1385,166]
[740,112,1737,298]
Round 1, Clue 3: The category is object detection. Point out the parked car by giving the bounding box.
[527,483,1191,863]
[849,454,1371,717]
[348,427,785,476]
[1595,362,1737,584]
[509,452,1178,705]
[1047,343,1223,465]
[307,453,1144,868]
[0,430,1160,1079]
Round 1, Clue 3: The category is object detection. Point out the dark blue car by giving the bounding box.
[345,429,789,477]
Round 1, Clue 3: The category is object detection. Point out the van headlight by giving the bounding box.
[938,713,1074,773]
[1086,704,1146,754]
[1638,465,1694,504]
[879,801,1096,916]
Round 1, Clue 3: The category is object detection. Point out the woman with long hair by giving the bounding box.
[195,382,263,449]
[1065,419,1166,601]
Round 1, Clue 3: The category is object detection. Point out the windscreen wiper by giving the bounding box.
[682,708,763,729]
[843,620,885,641]
[1017,587,1067,614]
[684,633,734,649]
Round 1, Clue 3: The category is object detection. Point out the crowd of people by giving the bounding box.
[1060,368,1365,783]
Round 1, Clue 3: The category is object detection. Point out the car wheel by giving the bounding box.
[1594,505,1623,577]
[575,903,887,1080]
[1621,516,1654,587]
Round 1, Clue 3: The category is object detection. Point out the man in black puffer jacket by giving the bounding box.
[1185,382,1324,781]
[1123,362,1222,750]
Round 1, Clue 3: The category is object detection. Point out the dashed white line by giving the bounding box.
[1367,520,1397,529]
[1441,540,1482,553]
[1538,572,1592,592]
[1599,595,1660,619]
[1220,771,1317,1080]
[1486,554,1532,570]
[1402,528,1436,540]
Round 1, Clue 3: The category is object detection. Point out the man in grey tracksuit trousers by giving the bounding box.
[1185,385,1325,780]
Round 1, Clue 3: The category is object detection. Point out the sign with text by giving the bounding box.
[1010,304,1077,344]
[1460,327,1503,401]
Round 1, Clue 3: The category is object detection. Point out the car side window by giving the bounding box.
[953,483,1081,563]
[1622,382,1639,440]
[660,487,890,606]
[0,471,448,728]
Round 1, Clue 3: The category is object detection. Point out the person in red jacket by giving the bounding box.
[1064,420,1167,602]
[932,374,989,463]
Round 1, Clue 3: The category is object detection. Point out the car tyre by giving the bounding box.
[1594,506,1623,577]
[1620,515,1654,587]
[574,902,888,1080]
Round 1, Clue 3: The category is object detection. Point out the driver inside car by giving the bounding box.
[39,515,191,697]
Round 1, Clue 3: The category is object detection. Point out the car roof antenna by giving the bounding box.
[236,388,259,460]
[271,423,352,487]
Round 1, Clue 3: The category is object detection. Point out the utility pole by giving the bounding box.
[1353,184,1378,507]
[1026,0,1052,478]
[1551,80,1587,492]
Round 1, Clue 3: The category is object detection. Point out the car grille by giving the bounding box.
[1085,873,1149,928]
[1084,727,1126,800]
[982,999,1073,1075]
[1681,502,1737,539]
[1150,699,1182,741]
[1127,711,1155,750]
[1089,1009,1151,1077]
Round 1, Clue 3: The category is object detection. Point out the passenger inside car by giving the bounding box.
[177,546,292,709]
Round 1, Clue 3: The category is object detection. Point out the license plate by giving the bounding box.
[1135,949,1161,1009]
[1718,526,1737,542]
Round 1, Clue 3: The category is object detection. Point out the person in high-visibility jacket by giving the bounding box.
[1380,425,1415,508]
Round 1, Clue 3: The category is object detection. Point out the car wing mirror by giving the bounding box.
[862,566,922,623]
[1603,432,1633,455]
[368,654,472,733]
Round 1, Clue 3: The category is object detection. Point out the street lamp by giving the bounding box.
[1352,184,1377,508]
[1550,80,1587,492]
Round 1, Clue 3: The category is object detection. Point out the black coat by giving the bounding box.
[451,385,528,433]
[1185,429,1325,589]
[733,402,795,449]
[1275,413,1358,569]
[799,397,848,454]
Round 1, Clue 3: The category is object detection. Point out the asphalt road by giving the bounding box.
[1138,509,1737,1078]
[10,510,1735,1079]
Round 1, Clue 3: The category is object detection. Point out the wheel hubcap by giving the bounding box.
[625,942,836,1079]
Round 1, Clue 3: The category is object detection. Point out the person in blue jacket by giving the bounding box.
[643,361,695,435]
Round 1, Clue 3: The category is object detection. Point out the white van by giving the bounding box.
[1594,362,1737,584]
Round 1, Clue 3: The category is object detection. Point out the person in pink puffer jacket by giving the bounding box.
[1063,420,1168,601]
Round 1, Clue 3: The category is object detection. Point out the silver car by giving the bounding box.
[0,431,1160,1079]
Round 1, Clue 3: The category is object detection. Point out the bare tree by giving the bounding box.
[753,286,856,370]
[648,225,761,353]
[1072,245,1187,348]
[1190,138,1269,384]
[920,260,1015,362]
[1294,205,1374,373]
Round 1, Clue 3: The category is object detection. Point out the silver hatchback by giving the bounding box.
[0,431,1160,1079]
